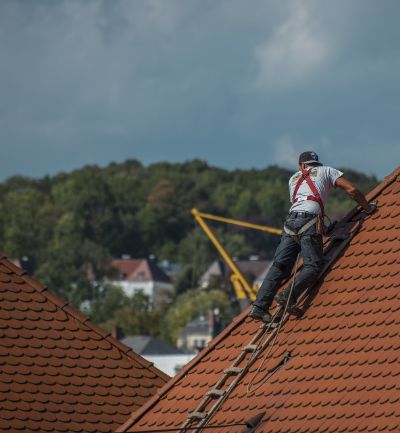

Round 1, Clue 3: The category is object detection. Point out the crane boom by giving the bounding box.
[192,208,282,307]
[194,211,282,235]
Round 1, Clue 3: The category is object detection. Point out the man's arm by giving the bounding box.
[335,176,376,214]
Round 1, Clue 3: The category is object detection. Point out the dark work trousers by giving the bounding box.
[254,212,323,310]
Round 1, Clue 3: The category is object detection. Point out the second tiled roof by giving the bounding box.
[0,259,169,433]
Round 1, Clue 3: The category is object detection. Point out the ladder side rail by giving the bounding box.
[178,321,272,433]
[194,313,290,432]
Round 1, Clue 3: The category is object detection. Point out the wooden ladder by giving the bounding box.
[178,308,287,433]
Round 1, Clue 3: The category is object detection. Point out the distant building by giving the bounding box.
[107,257,174,305]
[10,256,35,275]
[118,333,195,377]
[199,259,272,289]
[157,259,182,280]
[121,335,183,356]
[177,310,223,353]
[144,353,197,377]
[177,315,210,352]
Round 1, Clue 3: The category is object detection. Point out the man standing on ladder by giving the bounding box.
[248,151,377,323]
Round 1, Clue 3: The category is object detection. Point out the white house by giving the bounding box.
[108,257,174,305]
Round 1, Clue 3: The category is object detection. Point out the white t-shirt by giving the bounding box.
[288,165,344,215]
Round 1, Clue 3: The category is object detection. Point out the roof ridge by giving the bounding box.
[367,165,399,199]
[0,256,169,382]
[116,165,400,432]
[336,165,399,224]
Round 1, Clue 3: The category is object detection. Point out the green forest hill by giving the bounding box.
[0,160,378,342]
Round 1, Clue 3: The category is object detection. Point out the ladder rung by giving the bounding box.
[188,411,207,420]
[206,389,225,398]
[242,344,257,352]
[224,366,243,375]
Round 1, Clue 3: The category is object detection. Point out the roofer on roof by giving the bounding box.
[248,151,377,323]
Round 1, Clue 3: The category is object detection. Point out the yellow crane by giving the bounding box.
[192,208,282,307]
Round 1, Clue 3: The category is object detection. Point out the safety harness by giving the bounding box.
[284,168,324,239]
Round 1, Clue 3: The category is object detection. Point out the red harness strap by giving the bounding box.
[292,168,324,214]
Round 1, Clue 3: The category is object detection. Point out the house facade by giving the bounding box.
[108,257,174,305]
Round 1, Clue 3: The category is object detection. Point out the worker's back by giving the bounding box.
[288,165,343,215]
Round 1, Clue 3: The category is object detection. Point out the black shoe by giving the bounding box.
[274,291,294,308]
[275,292,302,317]
[248,305,272,323]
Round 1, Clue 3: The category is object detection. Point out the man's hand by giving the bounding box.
[335,177,374,214]
[365,202,378,215]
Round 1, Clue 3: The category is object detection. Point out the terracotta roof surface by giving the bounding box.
[111,258,171,283]
[0,258,169,433]
[119,166,400,433]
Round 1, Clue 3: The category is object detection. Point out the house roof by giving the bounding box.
[111,258,171,284]
[0,257,169,433]
[178,315,210,337]
[199,259,272,286]
[118,166,400,433]
[121,336,183,355]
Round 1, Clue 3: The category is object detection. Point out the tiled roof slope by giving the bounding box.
[119,166,400,433]
[0,259,169,433]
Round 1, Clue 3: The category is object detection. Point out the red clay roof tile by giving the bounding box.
[0,258,169,433]
[118,166,400,433]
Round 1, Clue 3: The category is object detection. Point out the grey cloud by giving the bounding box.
[0,0,399,180]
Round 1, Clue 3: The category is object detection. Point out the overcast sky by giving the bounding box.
[1,0,399,180]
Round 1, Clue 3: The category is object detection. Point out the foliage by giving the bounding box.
[0,159,379,335]
[91,286,165,337]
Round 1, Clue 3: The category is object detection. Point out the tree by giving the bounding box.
[2,187,54,267]
[98,289,164,337]
[0,159,379,336]
[35,211,110,306]
[89,285,131,324]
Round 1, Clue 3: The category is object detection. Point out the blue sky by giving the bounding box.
[1,0,399,180]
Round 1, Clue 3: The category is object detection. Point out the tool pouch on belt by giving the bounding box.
[316,215,325,236]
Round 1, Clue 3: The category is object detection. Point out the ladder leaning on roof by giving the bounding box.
[179,216,363,433]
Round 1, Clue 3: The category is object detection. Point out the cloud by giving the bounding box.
[273,134,299,167]
[0,0,399,180]
[273,134,334,170]
[254,1,330,90]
